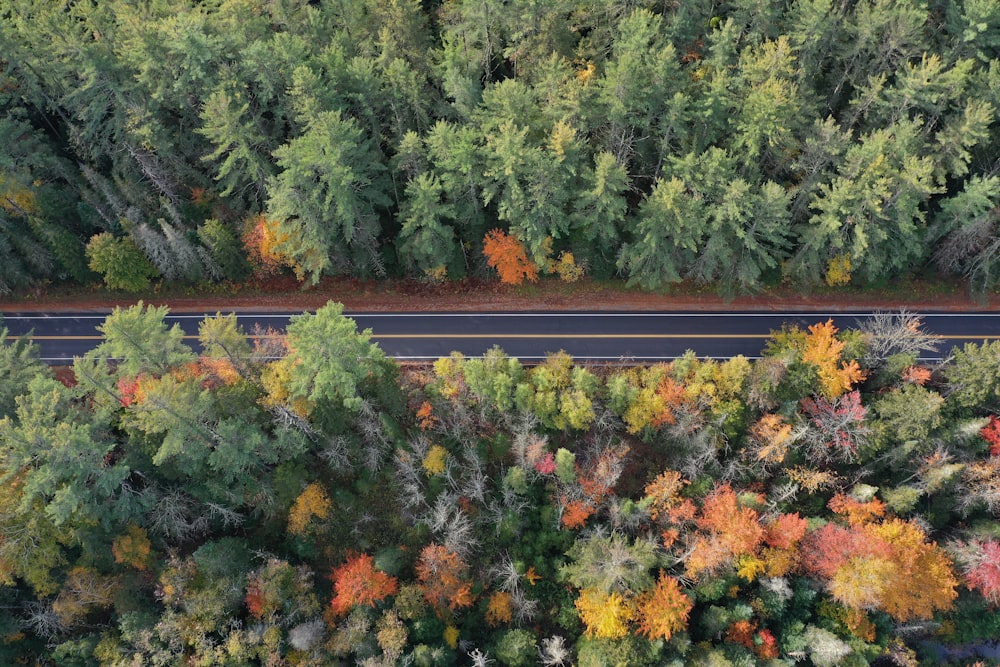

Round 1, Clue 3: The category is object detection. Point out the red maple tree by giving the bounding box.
[330,553,399,616]
[117,375,139,407]
[799,523,889,579]
[764,512,809,551]
[963,540,1000,604]
[980,415,1000,457]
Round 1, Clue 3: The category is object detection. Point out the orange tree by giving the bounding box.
[482,229,538,285]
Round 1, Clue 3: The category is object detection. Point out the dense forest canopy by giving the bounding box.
[1,0,1000,295]
[1,304,1000,664]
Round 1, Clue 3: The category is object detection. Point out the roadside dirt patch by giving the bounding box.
[0,275,994,313]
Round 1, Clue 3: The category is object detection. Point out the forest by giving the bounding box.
[1,0,1000,296]
[0,303,999,665]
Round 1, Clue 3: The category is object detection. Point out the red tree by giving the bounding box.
[980,415,1000,457]
[799,523,890,579]
[764,513,809,551]
[117,375,139,407]
[963,540,1000,604]
[330,553,399,616]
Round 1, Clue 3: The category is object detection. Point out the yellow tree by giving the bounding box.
[866,518,958,621]
[287,483,331,535]
[749,413,795,464]
[801,320,865,398]
[575,588,635,639]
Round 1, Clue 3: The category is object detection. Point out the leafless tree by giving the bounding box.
[935,214,1000,296]
[468,648,494,666]
[319,434,352,471]
[855,309,939,367]
[23,601,64,642]
[510,587,539,624]
[493,554,521,589]
[956,458,1000,517]
[205,502,244,530]
[393,447,428,519]
[356,398,391,473]
[425,492,478,559]
[539,635,571,667]
[149,489,211,541]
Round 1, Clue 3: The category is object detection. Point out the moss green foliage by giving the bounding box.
[1,307,998,664]
[2,0,1000,294]
[85,233,159,292]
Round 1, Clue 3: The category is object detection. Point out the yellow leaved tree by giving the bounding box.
[801,320,865,398]
[287,483,331,535]
[575,588,635,639]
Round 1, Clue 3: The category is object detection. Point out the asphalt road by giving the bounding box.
[4,310,1000,364]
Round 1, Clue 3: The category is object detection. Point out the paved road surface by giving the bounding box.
[3,310,1000,363]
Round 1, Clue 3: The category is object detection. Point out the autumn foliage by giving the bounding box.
[750,413,795,464]
[621,367,696,433]
[485,591,513,626]
[415,543,474,613]
[112,525,152,570]
[801,319,866,398]
[980,415,1000,457]
[117,375,139,407]
[764,513,809,551]
[330,553,399,616]
[575,588,634,639]
[828,493,886,527]
[651,376,688,427]
[901,365,931,385]
[960,540,1000,603]
[416,401,437,430]
[801,390,869,461]
[686,484,765,580]
[242,214,290,275]
[482,229,538,285]
[801,515,958,621]
[8,304,1000,662]
[635,572,693,641]
[643,469,694,524]
[287,483,331,535]
[560,499,595,529]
